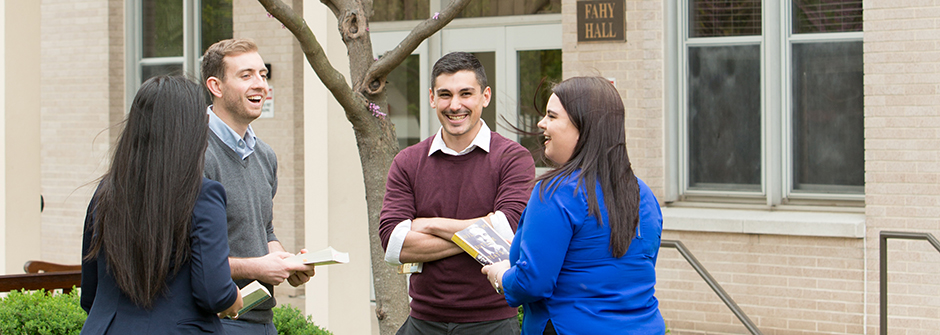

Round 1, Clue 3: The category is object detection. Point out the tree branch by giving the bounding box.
[259,0,360,112]
[320,0,341,18]
[365,0,474,84]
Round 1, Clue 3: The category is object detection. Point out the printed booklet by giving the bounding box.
[451,219,511,266]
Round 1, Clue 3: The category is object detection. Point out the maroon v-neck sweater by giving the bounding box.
[380,132,535,323]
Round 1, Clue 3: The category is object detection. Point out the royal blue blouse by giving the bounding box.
[502,173,665,334]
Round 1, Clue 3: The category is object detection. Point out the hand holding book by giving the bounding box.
[218,286,244,319]
[481,260,511,294]
[221,280,269,319]
[451,219,512,266]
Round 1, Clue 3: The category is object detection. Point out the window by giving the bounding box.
[678,0,863,205]
[386,54,423,149]
[128,0,232,104]
[372,1,430,21]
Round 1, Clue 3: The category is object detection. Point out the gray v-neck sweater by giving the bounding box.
[204,131,279,323]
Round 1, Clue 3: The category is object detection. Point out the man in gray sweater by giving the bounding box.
[201,38,315,335]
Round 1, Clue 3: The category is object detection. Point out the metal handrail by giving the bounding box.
[879,231,940,335]
[661,240,762,335]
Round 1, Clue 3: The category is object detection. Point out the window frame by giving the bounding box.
[125,0,203,110]
[669,0,864,207]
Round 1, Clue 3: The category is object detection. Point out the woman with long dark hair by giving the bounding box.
[81,75,243,334]
[483,76,665,334]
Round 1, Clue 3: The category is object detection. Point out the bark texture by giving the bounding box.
[256,0,474,333]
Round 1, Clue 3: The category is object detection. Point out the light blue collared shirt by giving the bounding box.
[207,106,257,160]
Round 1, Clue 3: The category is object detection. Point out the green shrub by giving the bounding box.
[518,306,524,327]
[0,288,85,335]
[0,289,330,335]
[272,304,333,335]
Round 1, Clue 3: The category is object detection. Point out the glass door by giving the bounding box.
[372,31,430,149]
[373,22,561,164]
[505,24,562,168]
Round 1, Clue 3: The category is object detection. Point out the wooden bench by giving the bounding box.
[24,260,82,274]
[0,260,81,293]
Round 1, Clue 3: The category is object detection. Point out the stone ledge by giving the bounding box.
[662,207,866,238]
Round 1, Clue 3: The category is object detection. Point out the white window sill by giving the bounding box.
[661,207,865,238]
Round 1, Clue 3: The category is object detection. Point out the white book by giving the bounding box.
[285,246,350,266]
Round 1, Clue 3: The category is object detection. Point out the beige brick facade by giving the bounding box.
[561,0,665,192]
[29,0,940,333]
[864,1,940,334]
[40,0,117,264]
[558,0,937,333]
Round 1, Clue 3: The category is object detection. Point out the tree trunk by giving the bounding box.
[350,113,409,335]
[258,0,476,333]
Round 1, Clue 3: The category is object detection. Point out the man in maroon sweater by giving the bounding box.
[379,52,535,334]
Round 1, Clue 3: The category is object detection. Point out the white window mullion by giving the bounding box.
[184,0,198,78]
[139,56,186,66]
[676,0,690,199]
[125,0,142,112]
[764,0,783,206]
[781,0,796,203]
[664,0,680,202]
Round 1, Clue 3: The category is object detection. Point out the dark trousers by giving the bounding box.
[220,318,277,335]
[396,316,520,335]
[543,320,557,335]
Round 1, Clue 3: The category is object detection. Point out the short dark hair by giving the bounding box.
[536,76,640,258]
[201,38,259,86]
[431,52,488,90]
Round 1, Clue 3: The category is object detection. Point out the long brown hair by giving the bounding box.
[85,75,209,308]
[536,76,640,257]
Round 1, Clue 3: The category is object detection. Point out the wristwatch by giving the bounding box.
[493,279,504,295]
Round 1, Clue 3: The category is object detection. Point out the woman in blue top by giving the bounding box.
[482,76,665,334]
[81,76,243,334]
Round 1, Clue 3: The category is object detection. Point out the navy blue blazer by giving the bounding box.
[81,178,239,334]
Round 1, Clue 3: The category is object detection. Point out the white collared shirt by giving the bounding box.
[385,121,515,265]
[427,121,492,156]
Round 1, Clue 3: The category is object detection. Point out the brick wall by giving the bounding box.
[561,0,664,193]
[658,232,866,334]
[863,0,940,334]
[39,0,118,264]
[560,0,940,333]
[36,0,940,332]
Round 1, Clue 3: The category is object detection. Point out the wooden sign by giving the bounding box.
[577,0,625,42]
